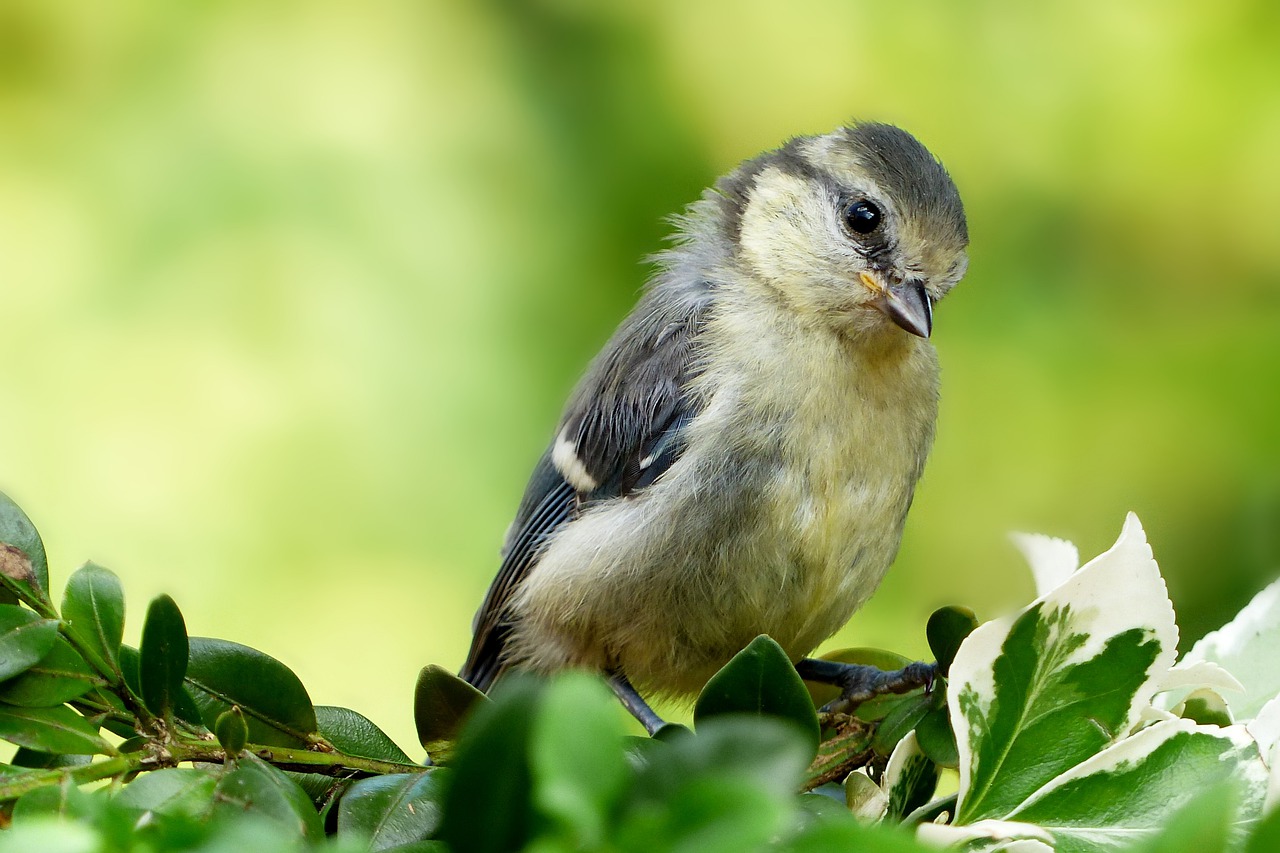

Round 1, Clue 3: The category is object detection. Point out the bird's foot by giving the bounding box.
[608,671,667,736]
[795,658,936,715]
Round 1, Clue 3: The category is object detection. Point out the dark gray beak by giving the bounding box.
[880,279,932,338]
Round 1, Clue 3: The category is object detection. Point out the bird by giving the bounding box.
[459,121,969,731]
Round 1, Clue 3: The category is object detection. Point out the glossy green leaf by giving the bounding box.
[118,644,201,726]
[0,604,59,682]
[414,664,486,756]
[804,647,913,710]
[0,492,50,605]
[927,606,978,677]
[216,706,249,756]
[113,766,220,821]
[212,753,322,840]
[0,634,99,707]
[694,635,820,757]
[11,748,92,770]
[185,637,318,747]
[953,514,1177,824]
[0,704,114,754]
[317,705,415,765]
[914,705,959,768]
[337,771,447,850]
[139,594,189,719]
[438,675,541,853]
[61,561,125,677]
[531,673,630,846]
[871,688,937,755]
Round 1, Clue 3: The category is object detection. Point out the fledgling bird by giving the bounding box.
[460,122,968,728]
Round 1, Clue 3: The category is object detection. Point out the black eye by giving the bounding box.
[844,200,882,235]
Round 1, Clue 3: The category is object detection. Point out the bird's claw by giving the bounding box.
[819,660,936,716]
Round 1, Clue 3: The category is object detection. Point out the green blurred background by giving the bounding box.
[1,0,1277,751]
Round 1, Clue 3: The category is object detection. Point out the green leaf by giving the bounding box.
[0,704,114,754]
[927,606,978,677]
[781,818,940,853]
[914,705,958,768]
[952,514,1177,824]
[616,718,812,852]
[614,776,790,853]
[413,664,486,756]
[317,705,415,765]
[803,647,912,711]
[1126,782,1239,853]
[212,753,322,840]
[0,492,50,605]
[438,675,541,853]
[1246,791,1280,853]
[61,561,125,677]
[870,688,936,755]
[185,637,318,747]
[0,634,99,707]
[694,635,820,757]
[531,673,630,847]
[118,645,202,726]
[11,778,96,823]
[216,706,249,756]
[0,604,59,681]
[631,716,812,803]
[113,766,220,821]
[337,771,447,850]
[139,594,190,719]
[11,748,92,770]
[1006,721,1266,851]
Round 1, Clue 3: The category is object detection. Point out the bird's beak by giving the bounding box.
[861,272,933,338]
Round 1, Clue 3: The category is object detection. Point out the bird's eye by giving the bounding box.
[843,200,882,235]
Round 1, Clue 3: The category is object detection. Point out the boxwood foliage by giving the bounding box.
[2,493,1279,853]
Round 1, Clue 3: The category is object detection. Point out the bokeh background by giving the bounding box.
[1,0,1278,751]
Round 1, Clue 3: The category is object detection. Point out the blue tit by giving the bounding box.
[460,122,968,730]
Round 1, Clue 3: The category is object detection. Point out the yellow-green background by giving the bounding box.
[1,0,1277,752]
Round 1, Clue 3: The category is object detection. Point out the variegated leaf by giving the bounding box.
[952,514,1178,824]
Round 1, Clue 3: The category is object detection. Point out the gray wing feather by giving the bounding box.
[459,280,712,690]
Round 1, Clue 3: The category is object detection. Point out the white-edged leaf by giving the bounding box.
[1182,580,1280,721]
[1010,532,1079,597]
[1247,695,1280,812]
[1247,696,1280,766]
[883,731,936,820]
[1003,719,1267,852]
[843,769,888,821]
[952,513,1178,824]
[1156,659,1244,697]
[916,819,1051,848]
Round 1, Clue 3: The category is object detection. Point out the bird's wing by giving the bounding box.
[459,288,710,691]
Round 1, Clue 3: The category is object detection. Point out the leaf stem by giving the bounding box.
[0,755,138,801]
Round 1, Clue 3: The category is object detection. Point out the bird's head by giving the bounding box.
[720,122,969,340]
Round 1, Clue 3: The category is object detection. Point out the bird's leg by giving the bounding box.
[608,671,666,736]
[795,658,936,715]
